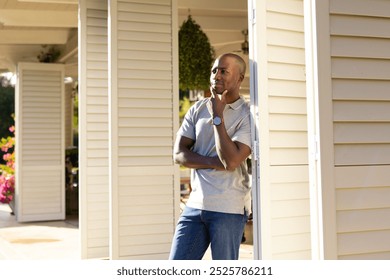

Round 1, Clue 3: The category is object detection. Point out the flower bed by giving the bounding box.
[0,125,15,205]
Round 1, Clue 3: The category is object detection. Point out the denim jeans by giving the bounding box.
[169,206,248,260]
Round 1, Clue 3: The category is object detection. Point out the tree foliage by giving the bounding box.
[179,15,215,91]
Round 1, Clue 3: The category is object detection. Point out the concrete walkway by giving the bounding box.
[0,203,253,260]
[0,203,79,260]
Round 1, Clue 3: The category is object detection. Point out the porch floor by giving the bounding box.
[0,203,253,260]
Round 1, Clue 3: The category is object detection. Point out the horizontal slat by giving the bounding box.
[119,214,173,226]
[118,21,170,33]
[330,0,390,18]
[118,79,172,90]
[118,118,171,128]
[119,127,171,137]
[268,45,305,65]
[332,58,390,80]
[271,182,310,200]
[120,223,173,236]
[272,233,311,254]
[120,233,172,246]
[118,98,172,109]
[118,137,172,147]
[267,0,303,16]
[87,16,107,27]
[118,50,171,61]
[118,69,171,80]
[331,37,390,59]
[271,216,310,236]
[87,122,108,131]
[269,96,307,114]
[273,250,311,260]
[337,187,390,211]
[87,69,108,79]
[270,148,308,165]
[87,105,108,114]
[335,144,390,165]
[118,30,171,43]
[118,156,172,166]
[334,123,390,144]
[117,1,171,15]
[118,40,171,52]
[87,193,109,203]
[86,26,108,36]
[270,131,308,148]
[331,15,390,38]
[338,230,390,255]
[269,114,307,131]
[268,28,305,49]
[268,79,306,98]
[119,243,171,257]
[338,251,390,260]
[333,79,390,101]
[87,176,109,186]
[267,11,304,32]
[268,62,306,82]
[334,165,390,188]
[120,147,171,157]
[121,253,169,260]
[334,101,390,121]
[118,166,174,176]
[270,165,309,183]
[271,199,310,218]
[119,174,172,186]
[120,204,173,216]
[118,11,170,24]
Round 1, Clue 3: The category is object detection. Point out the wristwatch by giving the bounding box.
[213,116,222,126]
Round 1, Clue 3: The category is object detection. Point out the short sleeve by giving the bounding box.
[177,106,196,140]
[231,110,251,149]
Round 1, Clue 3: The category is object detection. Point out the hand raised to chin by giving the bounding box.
[210,86,228,117]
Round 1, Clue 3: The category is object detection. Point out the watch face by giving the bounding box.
[213,116,222,126]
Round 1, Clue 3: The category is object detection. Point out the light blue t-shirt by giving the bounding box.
[178,96,252,215]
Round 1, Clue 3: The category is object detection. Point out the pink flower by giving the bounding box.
[0,175,15,204]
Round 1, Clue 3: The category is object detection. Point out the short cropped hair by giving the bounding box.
[218,53,246,78]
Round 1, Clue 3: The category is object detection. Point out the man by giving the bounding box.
[169,53,252,260]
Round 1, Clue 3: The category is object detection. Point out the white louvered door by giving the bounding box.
[79,0,110,259]
[15,63,65,222]
[109,0,180,260]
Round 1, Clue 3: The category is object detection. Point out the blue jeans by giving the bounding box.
[169,206,248,260]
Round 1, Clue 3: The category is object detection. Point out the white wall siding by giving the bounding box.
[15,63,65,222]
[79,0,109,259]
[253,0,310,259]
[305,0,390,259]
[330,0,390,259]
[109,0,179,259]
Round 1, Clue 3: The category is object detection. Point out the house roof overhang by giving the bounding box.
[0,0,248,79]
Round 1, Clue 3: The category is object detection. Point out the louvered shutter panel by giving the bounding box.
[15,63,65,222]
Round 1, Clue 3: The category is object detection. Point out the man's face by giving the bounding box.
[210,56,243,95]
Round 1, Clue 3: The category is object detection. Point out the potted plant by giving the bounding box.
[179,15,215,95]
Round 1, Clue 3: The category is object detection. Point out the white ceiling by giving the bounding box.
[0,0,248,79]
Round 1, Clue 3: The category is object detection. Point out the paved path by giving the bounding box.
[0,203,253,260]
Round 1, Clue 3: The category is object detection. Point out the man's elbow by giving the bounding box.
[173,152,183,165]
[224,161,241,172]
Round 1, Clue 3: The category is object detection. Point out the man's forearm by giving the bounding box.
[174,149,225,170]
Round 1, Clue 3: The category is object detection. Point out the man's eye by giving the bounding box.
[212,69,217,74]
